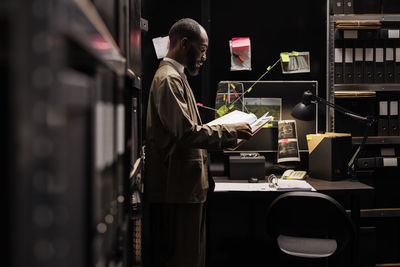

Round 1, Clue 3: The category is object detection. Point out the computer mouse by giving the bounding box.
[248,177,259,183]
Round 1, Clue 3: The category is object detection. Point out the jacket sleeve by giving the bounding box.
[152,74,238,150]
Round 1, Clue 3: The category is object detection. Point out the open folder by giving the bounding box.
[206,110,273,150]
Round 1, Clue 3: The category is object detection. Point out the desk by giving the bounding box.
[206,177,374,267]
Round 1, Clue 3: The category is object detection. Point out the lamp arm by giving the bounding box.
[312,95,369,122]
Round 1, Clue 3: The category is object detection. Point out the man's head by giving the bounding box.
[167,18,208,76]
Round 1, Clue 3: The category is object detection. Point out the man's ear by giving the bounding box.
[180,37,189,50]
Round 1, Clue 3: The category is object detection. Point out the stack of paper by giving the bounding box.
[275,179,315,191]
[214,179,315,192]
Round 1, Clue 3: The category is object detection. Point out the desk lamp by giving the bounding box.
[291,90,376,177]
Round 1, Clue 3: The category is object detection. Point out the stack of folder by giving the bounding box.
[334,27,400,84]
[377,91,400,136]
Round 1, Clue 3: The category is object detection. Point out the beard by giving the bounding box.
[186,45,201,76]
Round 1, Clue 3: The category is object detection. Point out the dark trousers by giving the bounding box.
[148,202,206,267]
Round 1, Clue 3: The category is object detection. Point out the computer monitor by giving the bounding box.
[215,80,318,152]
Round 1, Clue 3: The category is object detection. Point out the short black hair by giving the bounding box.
[168,18,202,49]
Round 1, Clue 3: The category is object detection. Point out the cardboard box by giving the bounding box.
[229,155,265,180]
[306,133,352,181]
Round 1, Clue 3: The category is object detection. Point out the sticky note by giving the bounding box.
[280,52,290,62]
[217,105,228,117]
[267,66,271,71]
[231,37,250,48]
[230,83,236,89]
[233,91,238,98]
[306,135,313,141]
[292,51,299,56]
[263,123,273,128]
[247,87,253,93]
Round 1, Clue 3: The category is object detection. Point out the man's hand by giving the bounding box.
[231,122,253,140]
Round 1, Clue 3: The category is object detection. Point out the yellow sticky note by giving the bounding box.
[217,105,228,117]
[267,66,271,71]
[280,52,290,62]
[306,135,313,141]
[230,83,236,89]
[229,104,234,110]
[262,123,273,128]
[247,87,253,93]
[292,51,299,56]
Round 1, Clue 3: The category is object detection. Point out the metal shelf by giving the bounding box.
[333,14,400,22]
[56,0,126,76]
[352,136,400,145]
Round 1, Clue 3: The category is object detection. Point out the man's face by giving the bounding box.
[186,32,208,76]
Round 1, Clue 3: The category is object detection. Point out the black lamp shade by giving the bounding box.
[291,102,315,121]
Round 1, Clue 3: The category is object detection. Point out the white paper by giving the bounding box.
[365,48,374,62]
[214,180,315,192]
[215,182,269,192]
[388,29,400,39]
[343,30,358,39]
[390,101,399,116]
[386,48,394,61]
[152,36,169,59]
[207,110,257,126]
[383,158,398,167]
[335,48,342,63]
[396,48,400,62]
[376,48,384,63]
[275,179,315,191]
[379,101,388,116]
[355,48,363,61]
[345,48,353,63]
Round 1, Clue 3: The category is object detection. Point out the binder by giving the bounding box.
[396,47,400,83]
[391,29,400,82]
[375,47,385,83]
[361,30,377,83]
[343,30,356,84]
[364,47,374,83]
[385,46,395,83]
[343,0,354,14]
[335,31,344,84]
[377,92,389,136]
[331,0,344,14]
[344,48,354,84]
[382,29,395,83]
[354,47,364,83]
[389,92,399,136]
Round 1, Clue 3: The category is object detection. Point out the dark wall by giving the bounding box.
[142,0,327,129]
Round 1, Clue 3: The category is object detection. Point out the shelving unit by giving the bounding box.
[327,1,400,265]
[327,12,400,133]
[6,1,144,267]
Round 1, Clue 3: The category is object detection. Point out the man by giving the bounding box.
[145,18,252,267]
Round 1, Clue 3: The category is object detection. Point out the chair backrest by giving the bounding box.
[265,191,355,256]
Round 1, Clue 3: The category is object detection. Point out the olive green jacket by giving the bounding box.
[145,61,238,203]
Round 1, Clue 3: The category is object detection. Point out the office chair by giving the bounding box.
[265,191,355,266]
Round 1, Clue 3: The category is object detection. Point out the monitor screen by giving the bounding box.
[215,80,318,152]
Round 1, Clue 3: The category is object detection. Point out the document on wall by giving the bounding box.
[206,110,273,150]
